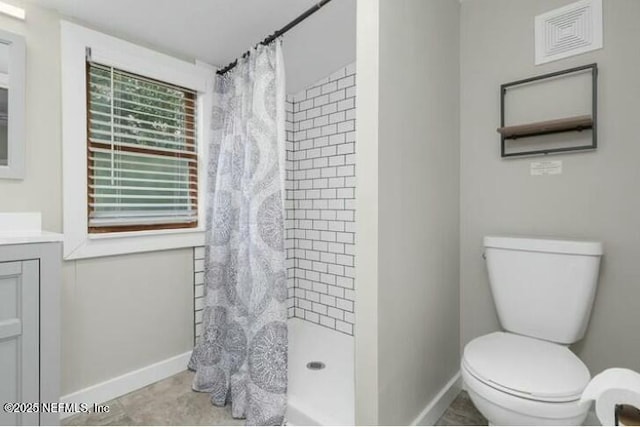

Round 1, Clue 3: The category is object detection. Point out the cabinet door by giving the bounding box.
[0,260,38,426]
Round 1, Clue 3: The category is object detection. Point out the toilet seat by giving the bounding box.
[462,364,590,425]
[462,332,590,403]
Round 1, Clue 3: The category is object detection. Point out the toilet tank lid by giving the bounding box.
[484,236,603,256]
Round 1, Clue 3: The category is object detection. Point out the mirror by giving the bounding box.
[0,43,9,167]
[0,29,25,179]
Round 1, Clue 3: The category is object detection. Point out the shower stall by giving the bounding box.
[284,62,356,425]
[189,0,356,422]
[193,60,356,425]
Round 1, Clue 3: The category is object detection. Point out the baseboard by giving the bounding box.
[411,371,463,426]
[59,351,192,420]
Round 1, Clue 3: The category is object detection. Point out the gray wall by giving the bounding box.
[0,1,195,395]
[356,0,461,424]
[61,249,193,393]
[460,0,640,376]
[0,3,61,225]
[378,0,460,423]
[354,0,379,423]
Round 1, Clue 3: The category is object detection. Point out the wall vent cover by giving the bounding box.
[535,0,603,65]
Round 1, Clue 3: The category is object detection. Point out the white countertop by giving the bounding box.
[0,230,64,245]
[0,213,63,245]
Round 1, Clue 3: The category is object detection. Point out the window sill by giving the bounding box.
[64,228,205,260]
[88,226,203,240]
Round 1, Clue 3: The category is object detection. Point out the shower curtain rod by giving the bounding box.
[216,0,334,75]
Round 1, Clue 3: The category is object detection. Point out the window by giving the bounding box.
[86,62,198,233]
[62,22,211,260]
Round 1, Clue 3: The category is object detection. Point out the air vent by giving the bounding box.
[535,0,603,65]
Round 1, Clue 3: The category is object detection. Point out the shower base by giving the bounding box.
[286,318,354,425]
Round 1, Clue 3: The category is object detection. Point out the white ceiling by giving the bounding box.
[27,0,356,93]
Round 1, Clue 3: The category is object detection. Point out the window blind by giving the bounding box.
[87,61,198,232]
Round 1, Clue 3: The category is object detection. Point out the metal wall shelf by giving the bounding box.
[499,63,598,158]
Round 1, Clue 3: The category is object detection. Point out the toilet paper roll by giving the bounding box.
[580,368,640,426]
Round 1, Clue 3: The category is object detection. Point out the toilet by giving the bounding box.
[462,236,603,425]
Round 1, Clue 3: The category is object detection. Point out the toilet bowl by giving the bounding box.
[462,332,590,426]
[464,236,603,425]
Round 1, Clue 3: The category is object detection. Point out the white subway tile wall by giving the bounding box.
[193,62,356,340]
[286,62,356,335]
[285,95,297,318]
[194,246,205,343]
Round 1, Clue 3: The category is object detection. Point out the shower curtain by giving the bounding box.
[189,41,288,426]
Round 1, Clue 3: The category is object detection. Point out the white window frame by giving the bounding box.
[0,29,26,180]
[61,21,213,260]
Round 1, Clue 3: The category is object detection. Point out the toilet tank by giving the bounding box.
[484,236,603,344]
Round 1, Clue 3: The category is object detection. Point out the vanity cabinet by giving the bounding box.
[0,240,61,426]
[0,260,39,426]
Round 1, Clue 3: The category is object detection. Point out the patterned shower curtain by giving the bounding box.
[189,41,288,426]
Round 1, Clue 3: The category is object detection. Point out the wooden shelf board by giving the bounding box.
[498,115,593,140]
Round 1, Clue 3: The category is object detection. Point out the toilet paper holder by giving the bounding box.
[615,404,640,426]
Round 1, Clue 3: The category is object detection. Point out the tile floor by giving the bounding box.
[435,391,487,426]
[63,371,242,426]
[63,370,486,426]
